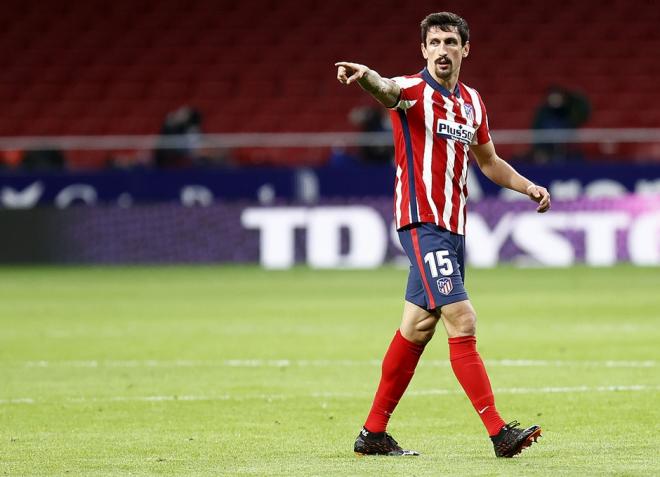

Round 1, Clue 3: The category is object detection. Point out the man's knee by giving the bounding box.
[403,316,437,345]
[441,301,477,337]
[453,311,477,336]
[400,302,439,345]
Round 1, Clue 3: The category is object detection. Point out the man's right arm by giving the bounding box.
[335,62,401,108]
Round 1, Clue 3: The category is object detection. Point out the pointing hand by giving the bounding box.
[335,62,369,85]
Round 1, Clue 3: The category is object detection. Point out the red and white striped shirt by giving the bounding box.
[389,68,491,235]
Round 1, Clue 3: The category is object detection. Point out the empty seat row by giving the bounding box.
[0,0,658,168]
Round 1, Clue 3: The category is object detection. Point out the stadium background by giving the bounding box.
[0,0,659,266]
[1,1,659,475]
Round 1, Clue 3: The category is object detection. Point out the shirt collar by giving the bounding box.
[422,68,461,97]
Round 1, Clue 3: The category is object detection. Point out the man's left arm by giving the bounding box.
[470,141,551,213]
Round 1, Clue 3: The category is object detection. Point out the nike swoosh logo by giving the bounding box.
[478,406,489,414]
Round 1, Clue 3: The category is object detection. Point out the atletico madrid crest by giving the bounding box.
[437,277,453,296]
[464,103,475,124]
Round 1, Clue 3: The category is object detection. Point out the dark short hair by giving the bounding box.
[420,12,469,46]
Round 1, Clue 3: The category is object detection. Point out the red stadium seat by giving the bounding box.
[0,0,658,166]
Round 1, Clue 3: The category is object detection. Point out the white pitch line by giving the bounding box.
[410,384,660,396]
[16,359,657,369]
[1,384,659,406]
[0,398,35,405]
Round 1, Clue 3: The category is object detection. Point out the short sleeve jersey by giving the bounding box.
[389,67,491,235]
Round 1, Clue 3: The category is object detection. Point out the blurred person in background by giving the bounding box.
[349,104,394,163]
[531,86,591,163]
[154,106,204,168]
[336,11,550,459]
[0,148,65,171]
[21,148,66,171]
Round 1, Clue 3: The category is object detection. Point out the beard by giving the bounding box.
[435,63,453,79]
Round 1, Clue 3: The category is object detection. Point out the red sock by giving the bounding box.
[448,336,506,436]
[364,330,425,433]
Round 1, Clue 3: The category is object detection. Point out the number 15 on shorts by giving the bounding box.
[424,250,454,277]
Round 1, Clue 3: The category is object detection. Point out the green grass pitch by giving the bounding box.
[0,265,659,476]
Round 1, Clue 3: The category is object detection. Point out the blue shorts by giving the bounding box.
[398,223,469,311]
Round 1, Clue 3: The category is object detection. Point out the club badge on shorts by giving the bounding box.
[437,277,453,295]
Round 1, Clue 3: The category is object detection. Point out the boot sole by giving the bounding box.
[510,427,542,457]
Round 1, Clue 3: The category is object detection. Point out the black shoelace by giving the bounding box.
[496,421,523,447]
